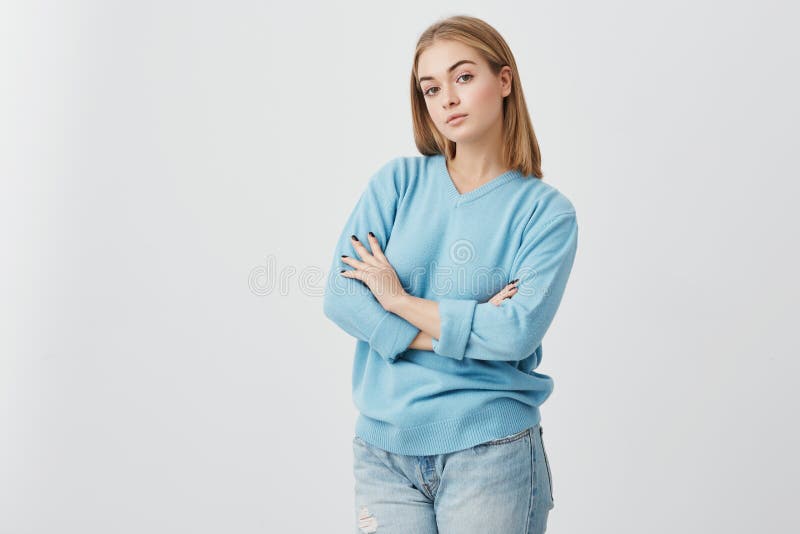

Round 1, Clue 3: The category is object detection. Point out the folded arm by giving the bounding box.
[427,211,579,362]
[322,159,421,363]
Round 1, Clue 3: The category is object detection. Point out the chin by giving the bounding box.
[448,131,482,144]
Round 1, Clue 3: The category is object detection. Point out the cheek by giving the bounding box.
[469,82,499,106]
[463,85,503,125]
[423,100,437,120]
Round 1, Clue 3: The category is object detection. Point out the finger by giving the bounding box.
[489,283,513,304]
[490,285,517,305]
[350,234,381,266]
[340,254,370,271]
[339,268,364,282]
[497,282,518,298]
[490,287,513,303]
[366,231,389,263]
[502,279,519,294]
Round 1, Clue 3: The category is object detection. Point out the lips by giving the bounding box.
[447,113,467,124]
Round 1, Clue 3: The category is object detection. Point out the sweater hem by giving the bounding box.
[355,397,541,455]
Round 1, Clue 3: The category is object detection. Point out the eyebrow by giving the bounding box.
[418,59,477,84]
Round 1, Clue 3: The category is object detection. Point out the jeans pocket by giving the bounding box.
[480,426,531,446]
[539,426,554,502]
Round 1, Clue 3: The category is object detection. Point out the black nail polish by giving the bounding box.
[368,231,375,238]
[341,254,348,258]
[340,269,346,273]
[351,234,359,242]
[510,278,519,284]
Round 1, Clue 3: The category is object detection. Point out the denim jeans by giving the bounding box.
[353,423,554,533]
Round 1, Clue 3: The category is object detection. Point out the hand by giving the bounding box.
[408,330,434,351]
[340,232,408,313]
[487,278,519,306]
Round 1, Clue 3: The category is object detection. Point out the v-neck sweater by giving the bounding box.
[323,153,579,455]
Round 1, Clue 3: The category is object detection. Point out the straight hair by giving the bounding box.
[410,15,544,179]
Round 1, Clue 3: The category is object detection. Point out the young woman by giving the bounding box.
[323,15,578,534]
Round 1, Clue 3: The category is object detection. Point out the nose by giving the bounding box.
[441,90,459,109]
[437,82,458,106]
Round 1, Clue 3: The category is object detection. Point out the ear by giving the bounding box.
[499,65,513,98]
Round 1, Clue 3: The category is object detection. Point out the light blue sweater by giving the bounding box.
[323,154,578,455]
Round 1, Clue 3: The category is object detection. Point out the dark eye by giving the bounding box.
[422,74,473,98]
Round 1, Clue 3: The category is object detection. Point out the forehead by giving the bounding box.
[417,40,483,80]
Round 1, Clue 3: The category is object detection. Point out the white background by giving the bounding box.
[2,1,798,532]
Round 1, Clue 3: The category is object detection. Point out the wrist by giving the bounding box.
[387,291,411,315]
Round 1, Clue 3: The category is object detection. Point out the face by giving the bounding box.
[417,39,512,145]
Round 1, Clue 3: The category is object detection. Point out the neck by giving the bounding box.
[448,122,508,184]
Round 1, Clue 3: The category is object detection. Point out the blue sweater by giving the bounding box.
[323,154,578,455]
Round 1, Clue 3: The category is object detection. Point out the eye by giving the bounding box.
[422,86,439,97]
[421,73,474,98]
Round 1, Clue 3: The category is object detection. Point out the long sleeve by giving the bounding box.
[431,210,578,362]
[322,158,421,363]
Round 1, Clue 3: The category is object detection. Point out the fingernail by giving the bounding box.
[341,254,348,258]
[510,278,519,284]
[351,234,359,242]
[368,231,375,238]
[340,269,346,273]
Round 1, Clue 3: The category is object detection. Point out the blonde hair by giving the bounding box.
[410,15,544,179]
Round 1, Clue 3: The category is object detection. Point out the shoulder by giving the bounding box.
[363,157,404,201]
[515,176,578,231]
[384,154,435,181]
[367,154,433,195]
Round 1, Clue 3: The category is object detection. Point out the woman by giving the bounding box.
[323,15,578,534]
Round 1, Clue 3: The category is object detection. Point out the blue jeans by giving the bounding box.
[353,423,554,533]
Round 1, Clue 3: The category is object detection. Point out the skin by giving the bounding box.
[340,39,517,352]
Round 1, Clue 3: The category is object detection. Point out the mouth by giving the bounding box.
[447,113,468,124]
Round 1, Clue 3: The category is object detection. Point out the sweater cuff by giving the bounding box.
[431,298,477,360]
[369,310,420,363]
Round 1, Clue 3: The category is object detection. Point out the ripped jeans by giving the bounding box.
[352,423,554,534]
